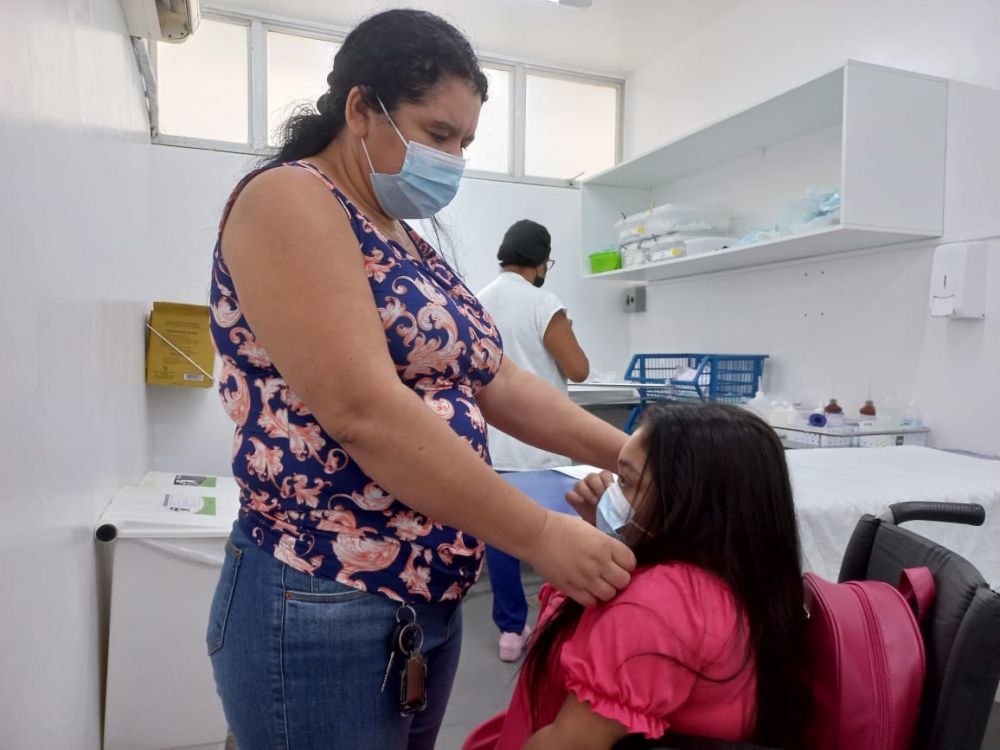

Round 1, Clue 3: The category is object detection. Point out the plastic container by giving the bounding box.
[619,235,691,266]
[823,399,845,427]
[901,400,923,429]
[643,236,687,262]
[859,431,928,448]
[779,426,855,448]
[746,390,770,419]
[684,236,739,256]
[809,412,829,428]
[615,204,732,244]
[769,400,800,427]
[589,249,621,274]
[621,244,646,268]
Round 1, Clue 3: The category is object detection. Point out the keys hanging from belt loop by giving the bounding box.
[381,604,419,695]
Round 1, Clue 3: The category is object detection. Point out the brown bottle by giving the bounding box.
[824,399,843,414]
[860,400,877,417]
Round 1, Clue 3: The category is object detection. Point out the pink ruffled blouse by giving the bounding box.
[464,563,757,749]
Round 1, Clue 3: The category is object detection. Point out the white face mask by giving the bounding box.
[595,481,636,540]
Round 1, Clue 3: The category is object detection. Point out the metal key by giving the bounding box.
[380,621,408,693]
[381,605,420,694]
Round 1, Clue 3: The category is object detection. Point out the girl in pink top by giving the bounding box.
[464,402,808,750]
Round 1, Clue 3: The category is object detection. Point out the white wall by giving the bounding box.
[144,147,251,477]
[0,1,151,748]
[624,0,1000,457]
[624,0,1000,160]
[145,149,629,475]
[435,179,631,372]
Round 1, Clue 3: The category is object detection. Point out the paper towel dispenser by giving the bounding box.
[929,242,988,319]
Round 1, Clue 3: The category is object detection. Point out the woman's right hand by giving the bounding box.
[565,471,615,526]
[522,510,635,607]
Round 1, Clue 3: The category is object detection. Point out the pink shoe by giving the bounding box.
[498,625,532,662]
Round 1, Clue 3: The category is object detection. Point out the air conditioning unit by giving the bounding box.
[122,0,201,42]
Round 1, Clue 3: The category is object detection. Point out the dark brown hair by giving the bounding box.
[523,402,808,749]
[268,9,488,165]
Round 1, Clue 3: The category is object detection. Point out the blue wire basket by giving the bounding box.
[623,353,768,432]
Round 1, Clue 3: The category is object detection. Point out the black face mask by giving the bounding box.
[532,273,546,289]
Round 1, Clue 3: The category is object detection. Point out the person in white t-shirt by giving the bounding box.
[477,218,591,661]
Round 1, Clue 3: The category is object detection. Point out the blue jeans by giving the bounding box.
[207,525,462,750]
[485,545,528,634]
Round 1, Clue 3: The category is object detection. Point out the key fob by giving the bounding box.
[399,651,427,716]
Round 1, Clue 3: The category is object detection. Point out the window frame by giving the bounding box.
[260,24,343,148]
[149,5,624,188]
[520,66,624,182]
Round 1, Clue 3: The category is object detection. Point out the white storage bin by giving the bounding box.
[621,244,646,268]
[620,235,689,266]
[684,236,739,256]
[645,237,688,262]
[615,204,732,244]
[859,432,928,448]
[780,429,855,448]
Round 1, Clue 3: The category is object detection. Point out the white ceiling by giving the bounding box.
[214,0,742,76]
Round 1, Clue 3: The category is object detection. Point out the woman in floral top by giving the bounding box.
[205,10,633,750]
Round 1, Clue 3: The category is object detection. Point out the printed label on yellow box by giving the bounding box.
[145,301,215,388]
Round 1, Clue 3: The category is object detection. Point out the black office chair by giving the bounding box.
[615,502,1000,750]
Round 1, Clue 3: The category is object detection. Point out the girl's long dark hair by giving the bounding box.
[267,9,489,166]
[524,402,808,749]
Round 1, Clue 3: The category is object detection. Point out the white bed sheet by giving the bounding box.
[788,447,1000,587]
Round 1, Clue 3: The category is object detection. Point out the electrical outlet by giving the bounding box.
[624,286,646,313]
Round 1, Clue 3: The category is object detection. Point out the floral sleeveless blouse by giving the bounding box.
[210,161,504,603]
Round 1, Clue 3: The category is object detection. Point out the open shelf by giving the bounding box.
[585,224,937,282]
[582,61,948,282]
[586,69,845,190]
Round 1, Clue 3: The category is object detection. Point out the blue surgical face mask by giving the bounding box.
[595,481,636,541]
[361,96,466,220]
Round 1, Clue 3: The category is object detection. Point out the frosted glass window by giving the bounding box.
[525,74,618,180]
[464,67,511,174]
[157,19,249,143]
[267,31,340,146]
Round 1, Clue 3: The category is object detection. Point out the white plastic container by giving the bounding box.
[620,235,689,265]
[683,236,739,256]
[858,431,928,448]
[615,204,732,244]
[746,390,771,419]
[901,400,923,429]
[643,235,688,262]
[621,244,646,268]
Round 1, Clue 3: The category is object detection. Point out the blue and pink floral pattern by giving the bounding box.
[210,161,503,603]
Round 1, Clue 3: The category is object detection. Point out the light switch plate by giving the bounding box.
[625,286,646,313]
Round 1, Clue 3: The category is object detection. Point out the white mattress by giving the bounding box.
[787,447,1000,587]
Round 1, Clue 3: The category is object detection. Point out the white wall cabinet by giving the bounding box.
[582,61,948,282]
